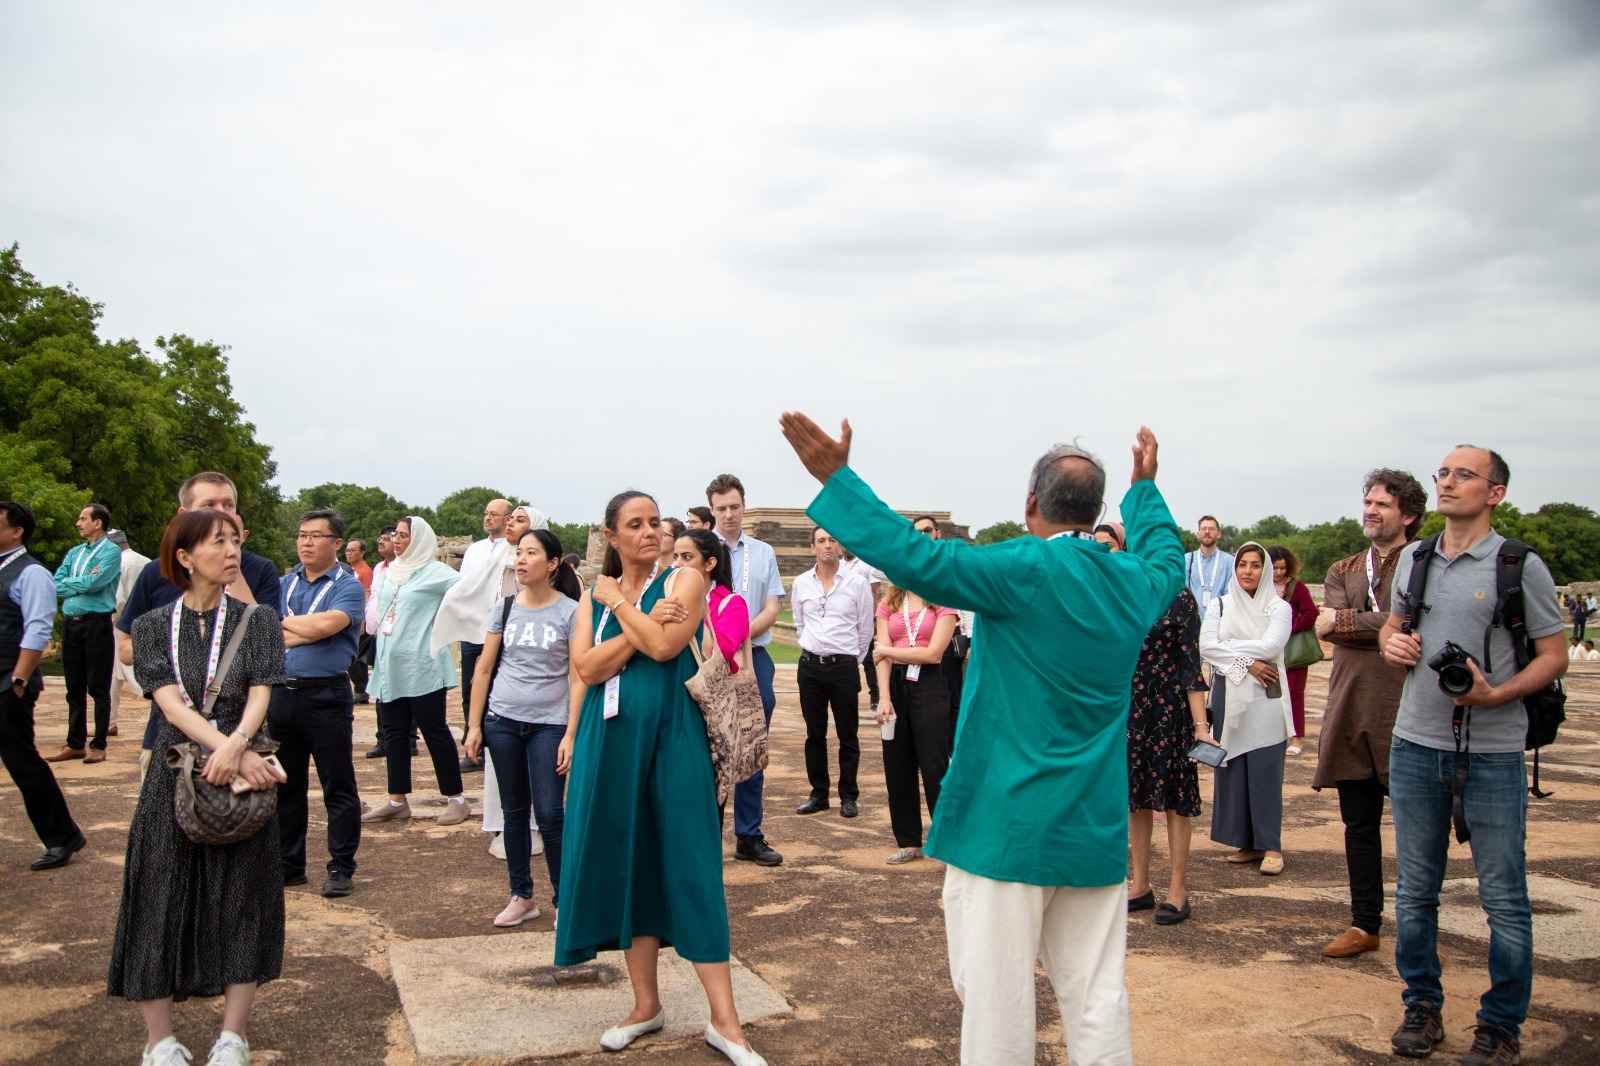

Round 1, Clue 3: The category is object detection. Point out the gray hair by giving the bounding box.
[107,528,129,550]
[1028,442,1107,526]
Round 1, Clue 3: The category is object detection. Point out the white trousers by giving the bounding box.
[943,865,1132,1066]
[480,750,538,834]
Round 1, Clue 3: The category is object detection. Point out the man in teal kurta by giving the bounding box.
[782,413,1183,1066]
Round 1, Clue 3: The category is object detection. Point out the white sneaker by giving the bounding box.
[1287,744,1303,756]
[704,1023,767,1066]
[600,1010,665,1051]
[205,1032,249,1066]
[142,1037,192,1066]
[488,833,506,860]
[493,896,541,927]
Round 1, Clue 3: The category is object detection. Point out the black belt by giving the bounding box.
[64,611,112,622]
[799,652,859,668]
[280,675,349,690]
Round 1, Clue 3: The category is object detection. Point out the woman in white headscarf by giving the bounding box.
[362,515,470,826]
[1199,541,1294,876]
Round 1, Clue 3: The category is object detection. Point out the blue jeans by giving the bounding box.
[732,646,776,839]
[1389,736,1532,1035]
[483,714,566,905]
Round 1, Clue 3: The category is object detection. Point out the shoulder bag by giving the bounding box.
[684,593,769,806]
[1282,580,1325,670]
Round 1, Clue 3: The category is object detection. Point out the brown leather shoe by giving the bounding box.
[44,747,86,763]
[1322,926,1380,958]
[107,725,119,737]
[83,749,107,764]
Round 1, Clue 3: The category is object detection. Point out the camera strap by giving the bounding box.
[1451,704,1472,844]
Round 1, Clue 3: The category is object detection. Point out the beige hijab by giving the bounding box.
[385,514,439,589]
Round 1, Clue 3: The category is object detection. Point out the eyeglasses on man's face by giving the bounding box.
[1433,467,1501,487]
[296,531,338,542]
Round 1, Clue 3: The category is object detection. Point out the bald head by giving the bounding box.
[483,498,512,537]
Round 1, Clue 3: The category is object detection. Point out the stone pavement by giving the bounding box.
[2,662,1598,1064]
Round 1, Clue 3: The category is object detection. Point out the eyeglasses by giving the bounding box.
[296,532,338,542]
[1433,467,1502,487]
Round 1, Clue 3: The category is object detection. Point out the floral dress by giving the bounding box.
[1127,589,1207,816]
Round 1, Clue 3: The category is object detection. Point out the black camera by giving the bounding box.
[1427,641,1477,698]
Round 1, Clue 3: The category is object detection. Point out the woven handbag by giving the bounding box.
[684,597,769,807]
[165,603,281,846]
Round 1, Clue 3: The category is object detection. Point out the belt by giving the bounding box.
[280,675,350,690]
[63,611,112,622]
[799,652,859,668]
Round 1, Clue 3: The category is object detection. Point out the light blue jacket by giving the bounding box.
[371,560,460,701]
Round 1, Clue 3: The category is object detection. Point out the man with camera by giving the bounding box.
[1380,445,1566,1065]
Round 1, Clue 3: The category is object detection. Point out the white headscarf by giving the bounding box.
[427,506,551,655]
[385,514,439,590]
[1213,541,1294,763]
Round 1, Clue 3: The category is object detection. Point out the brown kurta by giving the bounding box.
[1311,544,1409,789]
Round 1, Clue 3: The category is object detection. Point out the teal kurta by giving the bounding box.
[808,466,1184,887]
[554,570,729,965]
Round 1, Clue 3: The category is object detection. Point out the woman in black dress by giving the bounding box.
[111,509,286,1066]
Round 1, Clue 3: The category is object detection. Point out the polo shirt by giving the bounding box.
[117,551,282,634]
[1391,529,1562,754]
[280,563,367,679]
[717,530,784,648]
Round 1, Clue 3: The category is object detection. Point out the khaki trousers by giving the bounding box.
[943,864,1132,1065]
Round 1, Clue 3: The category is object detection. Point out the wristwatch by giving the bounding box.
[9,676,25,691]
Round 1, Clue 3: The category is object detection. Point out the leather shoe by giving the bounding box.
[1128,890,1156,912]
[734,835,783,867]
[83,748,107,764]
[365,744,385,759]
[44,746,85,763]
[322,873,354,898]
[840,799,859,818]
[30,833,86,871]
[1322,926,1380,959]
[107,724,119,737]
[794,797,829,815]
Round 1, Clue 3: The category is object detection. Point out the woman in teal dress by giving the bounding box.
[556,491,766,1066]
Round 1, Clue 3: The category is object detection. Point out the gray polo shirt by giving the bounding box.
[1391,530,1562,753]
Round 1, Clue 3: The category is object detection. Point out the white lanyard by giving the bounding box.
[1048,530,1097,542]
[284,569,339,618]
[596,561,660,720]
[900,601,930,647]
[71,539,107,578]
[0,549,24,579]
[595,560,661,641]
[1197,551,1221,595]
[1365,548,1382,611]
[169,596,229,715]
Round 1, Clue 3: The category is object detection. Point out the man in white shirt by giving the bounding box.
[455,498,512,770]
[792,527,876,819]
[1184,514,1234,615]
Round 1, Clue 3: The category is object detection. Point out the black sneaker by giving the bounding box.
[1460,1024,1519,1065]
[365,744,385,759]
[840,799,859,818]
[283,872,309,888]
[322,873,354,898]
[1391,1004,1445,1058]
[735,835,783,867]
[794,797,829,815]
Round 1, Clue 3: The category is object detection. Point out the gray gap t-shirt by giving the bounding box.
[1391,530,1562,754]
[487,597,580,725]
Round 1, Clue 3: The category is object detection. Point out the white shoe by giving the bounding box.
[493,896,541,927]
[488,833,506,860]
[705,1023,767,1066]
[600,1010,665,1051]
[205,1031,249,1066]
[1287,744,1303,756]
[142,1037,192,1066]
[530,832,544,856]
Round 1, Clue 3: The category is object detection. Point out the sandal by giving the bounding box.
[1259,854,1285,876]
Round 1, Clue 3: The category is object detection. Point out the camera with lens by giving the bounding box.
[1427,641,1477,698]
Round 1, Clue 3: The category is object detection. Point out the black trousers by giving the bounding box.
[0,682,81,848]
[797,655,861,804]
[883,663,951,849]
[62,612,114,750]
[942,645,966,748]
[348,632,374,697]
[458,641,483,740]
[380,688,463,797]
[1337,775,1388,935]
[269,680,361,878]
[862,638,880,706]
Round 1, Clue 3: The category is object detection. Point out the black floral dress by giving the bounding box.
[109,596,287,1002]
[1127,589,1207,816]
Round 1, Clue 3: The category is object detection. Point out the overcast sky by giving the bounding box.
[6,1,1599,532]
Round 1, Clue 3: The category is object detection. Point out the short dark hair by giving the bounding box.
[662,517,686,541]
[1197,515,1220,529]
[299,508,346,539]
[1028,444,1106,526]
[160,509,242,591]
[0,501,36,543]
[380,524,397,537]
[811,526,830,543]
[1268,544,1300,580]
[347,538,365,552]
[83,503,111,530]
[911,515,939,531]
[178,471,237,508]
[687,506,713,526]
[705,474,746,505]
[1362,468,1429,539]
[1456,444,1510,488]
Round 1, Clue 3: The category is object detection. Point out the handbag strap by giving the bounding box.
[201,603,258,720]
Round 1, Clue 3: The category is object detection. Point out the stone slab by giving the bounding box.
[389,931,790,1062]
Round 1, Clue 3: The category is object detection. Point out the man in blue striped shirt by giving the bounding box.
[49,502,121,763]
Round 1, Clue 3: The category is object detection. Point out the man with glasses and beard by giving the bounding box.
[1183,515,1233,616]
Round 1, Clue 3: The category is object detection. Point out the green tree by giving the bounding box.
[975,520,1026,544]
[0,437,90,566]
[432,486,527,538]
[548,521,593,560]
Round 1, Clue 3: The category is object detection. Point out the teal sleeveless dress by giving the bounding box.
[554,570,730,965]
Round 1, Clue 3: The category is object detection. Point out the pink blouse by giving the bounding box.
[706,586,751,672]
[876,600,960,648]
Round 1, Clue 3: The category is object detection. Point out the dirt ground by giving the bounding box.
[3,662,1598,1065]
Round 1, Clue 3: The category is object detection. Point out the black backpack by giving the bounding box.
[1402,534,1566,797]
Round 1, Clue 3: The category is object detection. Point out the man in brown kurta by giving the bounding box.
[1312,468,1427,959]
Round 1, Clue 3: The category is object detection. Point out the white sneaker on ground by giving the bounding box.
[704,1023,767,1066]
[886,847,922,865]
[142,1037,192,1066]
[600,1010,665,1051]
[493,896,541,927]
[204,1030,249,1066]
[1287,744,1303,756]
[488,833,506,860]
[436,796,469,826]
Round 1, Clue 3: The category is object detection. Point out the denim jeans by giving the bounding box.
[1389,736,1532,1036]
[733,646,776,839]
[483,713,566,905]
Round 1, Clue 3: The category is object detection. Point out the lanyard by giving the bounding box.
[1048,530,1096,542]
[595,561,661,641]
[901,601,930,647]
[170,596,229,714]
[284,568,340,618]
[0,549,24,579]
[1365,547,1382,611]
[1197,551,1221,594]
[71,539,108,579]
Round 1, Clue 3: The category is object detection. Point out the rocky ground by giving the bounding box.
[2,662,1597,1065]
